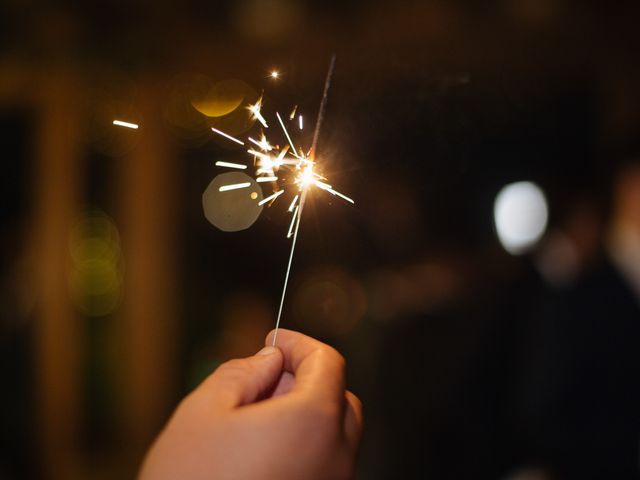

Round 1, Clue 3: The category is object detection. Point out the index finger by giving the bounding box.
[265,329,346,405]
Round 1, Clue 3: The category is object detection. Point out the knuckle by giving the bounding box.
[317,344,346,373]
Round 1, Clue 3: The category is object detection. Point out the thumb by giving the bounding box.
[201,346,284,409]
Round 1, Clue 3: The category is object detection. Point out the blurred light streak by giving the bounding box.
[287,206,299,238]
[248,135,273,151]
[211,127,245,145]
[258,189,284,206]
[288,194,299,212]
[276,112,299,157]
[112,120,139,129]
[215,161,248,169]
[219,182,251,192]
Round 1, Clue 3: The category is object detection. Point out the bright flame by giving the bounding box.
[271,71,280,79]
[298,165,316,188]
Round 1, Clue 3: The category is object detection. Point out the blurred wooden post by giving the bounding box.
[32,72,83,480]
[118,80,178,453]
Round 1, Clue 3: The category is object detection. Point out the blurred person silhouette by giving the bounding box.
[139,329,363,480]
[516,150,640,479]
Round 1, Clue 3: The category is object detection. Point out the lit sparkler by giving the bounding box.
[212,55,352,344]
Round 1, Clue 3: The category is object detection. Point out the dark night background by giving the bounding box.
[1,1,640,479]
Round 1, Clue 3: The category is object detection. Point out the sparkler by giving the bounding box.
[212,55,353,345]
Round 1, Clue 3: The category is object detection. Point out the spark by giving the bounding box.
[215,161,247,170]
[211,127,245,145]
[316,181,355,204]
[219,182,251,192]
[289,105,298,120]
[287,206,299,238]
[248,134,273,151]
[288,194,299,212]
[276,112,299,157]
[247,96,268,128]
[247,149,271,160]
[299,115,303,130]
[270,70,280,79]
[256,176,278,182]
[258,189,284,206]
[274,146,290,167]
[113,120,139,129]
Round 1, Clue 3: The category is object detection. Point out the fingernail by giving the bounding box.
[257,346,277,356]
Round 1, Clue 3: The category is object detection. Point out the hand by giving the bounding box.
[139,329,363,480]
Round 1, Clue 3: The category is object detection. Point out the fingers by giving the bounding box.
[200,346,284,409]
[269,371,296,398]
[343,391,363,453]
[265,329,346,404]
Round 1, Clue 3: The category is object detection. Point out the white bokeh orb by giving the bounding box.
[494,181,549,255]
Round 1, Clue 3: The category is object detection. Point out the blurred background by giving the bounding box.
[1,0,640,479]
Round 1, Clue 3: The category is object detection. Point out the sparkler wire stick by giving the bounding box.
[310,54,336,158]
[272,55,337,346]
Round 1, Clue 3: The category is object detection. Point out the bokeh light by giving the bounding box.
[202,172,264,232]
[86,96,141,157]
[163,73,217,146]
[68,210,124,316]
[291,268,366,337]
[191,78,257,118]
[494,181,549,255]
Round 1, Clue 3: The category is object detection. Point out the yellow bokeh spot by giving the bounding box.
[192,79,254,118]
